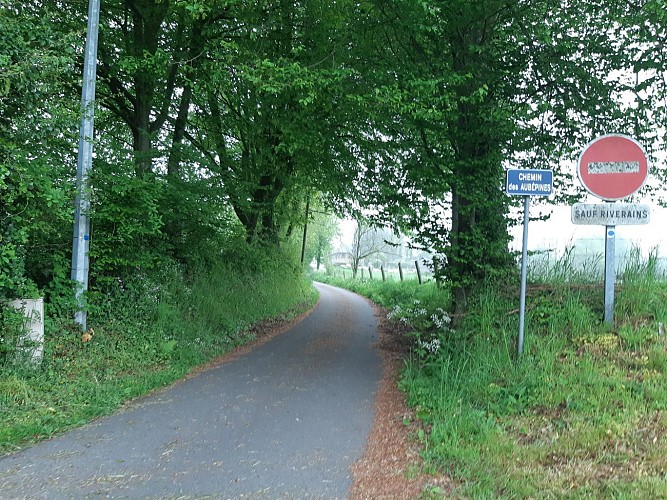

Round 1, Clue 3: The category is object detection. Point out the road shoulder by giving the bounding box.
[350,301,453,499]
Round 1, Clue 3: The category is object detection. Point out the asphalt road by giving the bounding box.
[0,283,382,499]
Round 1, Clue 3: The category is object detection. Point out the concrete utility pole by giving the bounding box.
[72,0,101,330]
[300,196,310,264]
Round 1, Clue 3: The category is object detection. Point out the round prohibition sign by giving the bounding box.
[577,134,649,201]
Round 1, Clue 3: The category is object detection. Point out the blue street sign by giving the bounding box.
[506,169,553,196]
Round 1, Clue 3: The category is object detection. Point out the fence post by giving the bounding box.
[368,266,373,280]
[398,262,404,281]
[381,266,386,282]
[361,268,365,279]
[415,260,422,285]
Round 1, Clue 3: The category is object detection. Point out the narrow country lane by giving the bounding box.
[0,283,382,499]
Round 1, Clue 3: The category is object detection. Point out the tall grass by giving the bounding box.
[0,248,315,454]
[321,254,667,497]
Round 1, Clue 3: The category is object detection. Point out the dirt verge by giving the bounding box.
[349,303,453,499]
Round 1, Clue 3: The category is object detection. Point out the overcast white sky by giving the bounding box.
[511,149,666,258]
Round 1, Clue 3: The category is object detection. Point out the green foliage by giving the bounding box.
[301,204,340,271]
[187,0,358,244]
[0,248,315,453]
[337,0,660,313]
[617,248,667,324]
[331,257,667,497]
[88,161,167,277]
[0,2,79,360]
[0,306,26,365]
[5,0,663,325]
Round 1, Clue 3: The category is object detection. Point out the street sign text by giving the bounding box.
[506,169,553,196]
[571,203,650,226]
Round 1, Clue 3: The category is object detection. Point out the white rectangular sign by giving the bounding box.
[571,203,650,225]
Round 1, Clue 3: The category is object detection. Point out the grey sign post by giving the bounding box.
[571,203,651,324]
[572,202,651,323]
[506,169,553,355]
[604,225,616,324]
[575,135,649,325]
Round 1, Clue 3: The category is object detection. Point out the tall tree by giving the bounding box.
[189,0,358,245]
[303,208,340,270]
[348,216,398,278]
[0,0,78,299]
[342,0,651,314]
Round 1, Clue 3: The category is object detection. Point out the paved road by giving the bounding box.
[0,283,382,499]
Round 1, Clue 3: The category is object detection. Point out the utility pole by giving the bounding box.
[71,0,101,330]
[300,196,310,264]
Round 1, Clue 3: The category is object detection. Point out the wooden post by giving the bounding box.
[368,266,373,280]
[361,268,365,279]
[381,266,386,282]
[433,257,441,288]
[398,262,404,281]
[415,260,422,285]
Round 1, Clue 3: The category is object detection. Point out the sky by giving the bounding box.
[334,190,666,266]
[511,145,666,261]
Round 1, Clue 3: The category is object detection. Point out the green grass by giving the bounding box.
[316,257,667,498]
[0,249,316,455]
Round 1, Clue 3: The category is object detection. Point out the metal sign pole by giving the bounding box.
[518,195,530,355]
[604,225,616,324]
[506,168,553,356]
[71,0,101,331]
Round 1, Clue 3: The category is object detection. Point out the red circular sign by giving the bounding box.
[577,134,649,201]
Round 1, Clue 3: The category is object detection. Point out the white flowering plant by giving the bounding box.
[386,299,453,361]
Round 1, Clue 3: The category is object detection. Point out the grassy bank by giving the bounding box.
[316,253,667,497]
[1,250,315,455]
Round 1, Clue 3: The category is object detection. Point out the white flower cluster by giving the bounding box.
[430,308,451,330]
[387,302,452,333]
[386,305,402,320]
[418,337,441,355]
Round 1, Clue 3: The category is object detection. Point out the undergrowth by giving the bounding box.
[316,251,667,498]
[0,248,315,455]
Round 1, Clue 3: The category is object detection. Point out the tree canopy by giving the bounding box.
[0,0,664,315]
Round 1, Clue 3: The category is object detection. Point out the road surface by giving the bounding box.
[0,283,382,499]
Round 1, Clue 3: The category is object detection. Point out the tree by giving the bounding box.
[0,0,78,299]
[628,0,667,188]
[348,217,398,278]
[338,0,655,315]
[187,0,359,245]
[3,0,663,318]
[303,209,339,271]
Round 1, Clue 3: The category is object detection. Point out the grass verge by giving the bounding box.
[1,250,316,455]
[316,256,667,498]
